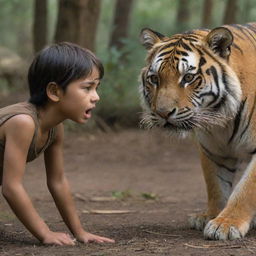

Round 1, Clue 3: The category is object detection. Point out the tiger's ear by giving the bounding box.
[205,27,233,58]
[140,28,166,50]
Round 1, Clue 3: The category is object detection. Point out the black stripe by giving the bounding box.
[243,26,256,46]
[209,66,220,95]
[232,43,243,54]
[212,94,227,111]
[239,95,256,140]
[244,23,256,34]
[199,57,206,67]
[159,41,178,51]
[194,77,203,90]
[178,108,190,115]
[200,144,237,173]
[228,98,247,144]
[179,40,192,51]
[176,112,192,120]
[202,66,221,108]
[232,24,256,51]
[217,174,232,188]
[191,96,201,106]
[158,50,173,58]
[221,69,230,93]
[229,29,245,40]
[175,50,189,56]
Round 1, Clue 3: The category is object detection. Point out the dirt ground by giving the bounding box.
[1,126,256,256]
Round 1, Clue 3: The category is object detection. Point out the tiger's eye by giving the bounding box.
[183,73,194,83]
[149,75,159,85]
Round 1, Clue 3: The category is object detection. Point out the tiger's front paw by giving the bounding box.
[204,217,250,240]
[188,213,215,231]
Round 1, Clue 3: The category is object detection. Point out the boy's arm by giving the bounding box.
[2,115,74,245]
[44,124,114,243]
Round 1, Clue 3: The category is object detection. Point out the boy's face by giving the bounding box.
[59,67,100,124]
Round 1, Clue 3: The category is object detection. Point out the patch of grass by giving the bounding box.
[141,192,158,200]
[111,190,132,200]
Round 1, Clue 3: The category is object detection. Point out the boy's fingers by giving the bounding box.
[63,237,75,245]
[99,236,115,243]
[91,236,115,243]
[58,233,75,245]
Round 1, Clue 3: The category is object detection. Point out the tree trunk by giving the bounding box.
[176,0,190,32]
[202,0,213,28]
[241,0,251,23]
[223,0,238,24]
[109,0,134,50]
[33,0,47,53]
[54,0,101,51]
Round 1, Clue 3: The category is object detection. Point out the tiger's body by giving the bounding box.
[139,23,256,240]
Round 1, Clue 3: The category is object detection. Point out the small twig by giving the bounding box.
[241,240,255,254]
[82,209,136,214]
[184,243,242,249]
[143,230,182,238]
[74,193,87,202]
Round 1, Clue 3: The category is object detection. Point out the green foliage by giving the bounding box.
[96,38,142,126]
[131,0,178,35]
[0,0,33,57]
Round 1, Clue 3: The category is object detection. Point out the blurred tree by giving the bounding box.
[202,0,213,28]
[54,0,101,51]
[33,0,47,53]
[109,0,134,51]
[176,0,190,32]
[241,0,252,23]
[223,0,238,24]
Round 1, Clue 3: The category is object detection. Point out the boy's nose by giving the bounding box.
[92,91,100,102]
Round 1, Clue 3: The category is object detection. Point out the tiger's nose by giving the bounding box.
[156,108,177,119]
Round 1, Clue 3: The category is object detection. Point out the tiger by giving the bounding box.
[139,23,256,240]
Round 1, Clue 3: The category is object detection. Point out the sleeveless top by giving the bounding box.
[0,101,56,185]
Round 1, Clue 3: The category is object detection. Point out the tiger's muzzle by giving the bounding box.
[155,107,195,131]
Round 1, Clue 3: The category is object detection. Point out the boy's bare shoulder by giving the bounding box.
[4,114,36,135]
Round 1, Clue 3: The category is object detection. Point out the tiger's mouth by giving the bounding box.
[163,121,194,131]
[141,106,229,132]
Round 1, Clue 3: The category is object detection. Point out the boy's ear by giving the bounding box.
[46,82,62,102]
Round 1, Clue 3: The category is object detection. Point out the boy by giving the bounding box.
[0,42,115,245]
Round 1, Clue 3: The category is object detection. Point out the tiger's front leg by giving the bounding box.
[189,147,236,231]
[204,155,256,240]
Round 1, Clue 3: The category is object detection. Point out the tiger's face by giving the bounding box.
[139,28,241,134]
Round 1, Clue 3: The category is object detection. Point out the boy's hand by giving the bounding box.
[76,231,115,243]
[42,231,76,246]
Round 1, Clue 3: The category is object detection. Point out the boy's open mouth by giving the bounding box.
[84,108,93,119]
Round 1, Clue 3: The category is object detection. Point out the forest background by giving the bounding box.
[0,0,255,130]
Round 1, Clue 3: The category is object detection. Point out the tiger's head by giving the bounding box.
[139,27,242,136]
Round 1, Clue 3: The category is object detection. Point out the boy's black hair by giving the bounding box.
[28,42,104,106]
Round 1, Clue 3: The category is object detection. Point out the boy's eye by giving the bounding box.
[82,86,91,91]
